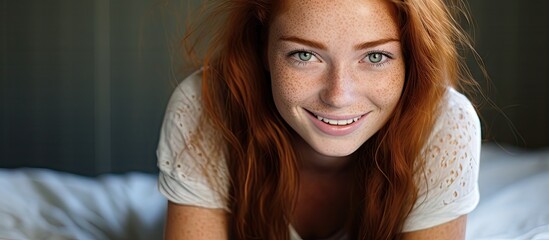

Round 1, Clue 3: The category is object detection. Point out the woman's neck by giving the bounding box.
[291,136,355,239]
[292,135,355,176]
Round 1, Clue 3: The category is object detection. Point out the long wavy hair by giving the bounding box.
[179,0,478,239]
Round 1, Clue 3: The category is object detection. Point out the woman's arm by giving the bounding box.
[401,215,467,240]
[164,201,229,240]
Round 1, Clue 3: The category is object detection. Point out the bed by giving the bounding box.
[467,144,549,240]
[0,170,165,239]
[1,144,548,239]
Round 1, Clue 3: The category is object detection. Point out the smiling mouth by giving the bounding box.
[312,113,363,126]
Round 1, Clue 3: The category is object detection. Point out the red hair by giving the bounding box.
[180,0,478,239]
[351,0,475,238]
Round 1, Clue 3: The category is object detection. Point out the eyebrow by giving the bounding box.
[353,38,400,50]
[279,36,400,50]
[279,36,328,50]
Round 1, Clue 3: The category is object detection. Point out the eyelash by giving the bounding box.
[286,49,395,68]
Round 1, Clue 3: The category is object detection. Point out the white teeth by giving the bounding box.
[315,115,361,126]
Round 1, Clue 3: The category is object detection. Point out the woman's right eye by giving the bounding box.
[288,50,321,66]
[297,52,313,61]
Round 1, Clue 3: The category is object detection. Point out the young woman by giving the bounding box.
[157,0,482,239]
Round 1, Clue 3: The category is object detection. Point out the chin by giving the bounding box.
[312,143,362,158]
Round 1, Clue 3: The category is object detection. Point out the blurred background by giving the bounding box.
[1,0,548,176]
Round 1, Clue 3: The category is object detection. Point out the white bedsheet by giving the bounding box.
[0,144,548,239]
[467,144,549,240]
[0,169,165,240]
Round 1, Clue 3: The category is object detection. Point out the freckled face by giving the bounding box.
[267,0,405,158]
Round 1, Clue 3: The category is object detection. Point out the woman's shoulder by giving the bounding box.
[159,70,207,152]
[427,87,481,160]
[404,88,481,232]
[164,70,204,114]
[422,87,481,199]
[157,70,230,209]
[431,88,480,137]
[157,69,228,180]
[446,88,476,108]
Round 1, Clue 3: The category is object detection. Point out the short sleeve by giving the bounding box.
[156,71,229,211]
[403,88,481,232]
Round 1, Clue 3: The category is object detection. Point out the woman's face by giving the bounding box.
[267,0,405,158]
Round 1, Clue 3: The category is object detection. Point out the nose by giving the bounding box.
[319,65,356,108]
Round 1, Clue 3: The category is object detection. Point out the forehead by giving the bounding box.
[270,0,400,41]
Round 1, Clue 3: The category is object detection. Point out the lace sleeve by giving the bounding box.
[403,88,481,232]
[156,71,229,210]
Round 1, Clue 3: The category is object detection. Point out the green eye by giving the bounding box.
[298,52,313,61]
[368,53,383,63]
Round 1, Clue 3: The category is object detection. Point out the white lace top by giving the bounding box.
[157,71,481,238]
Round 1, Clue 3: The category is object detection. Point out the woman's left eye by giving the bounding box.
[363,51,393,65]
[368,53,384,63]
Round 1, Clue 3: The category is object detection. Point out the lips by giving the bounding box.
[306,110,367,136]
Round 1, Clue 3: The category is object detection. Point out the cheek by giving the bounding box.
[269,59,306,106]
[373,63,406,106]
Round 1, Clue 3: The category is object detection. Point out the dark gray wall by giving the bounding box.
[468,0,548,148]
[0,0,184,175]
[1,0,548,175]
